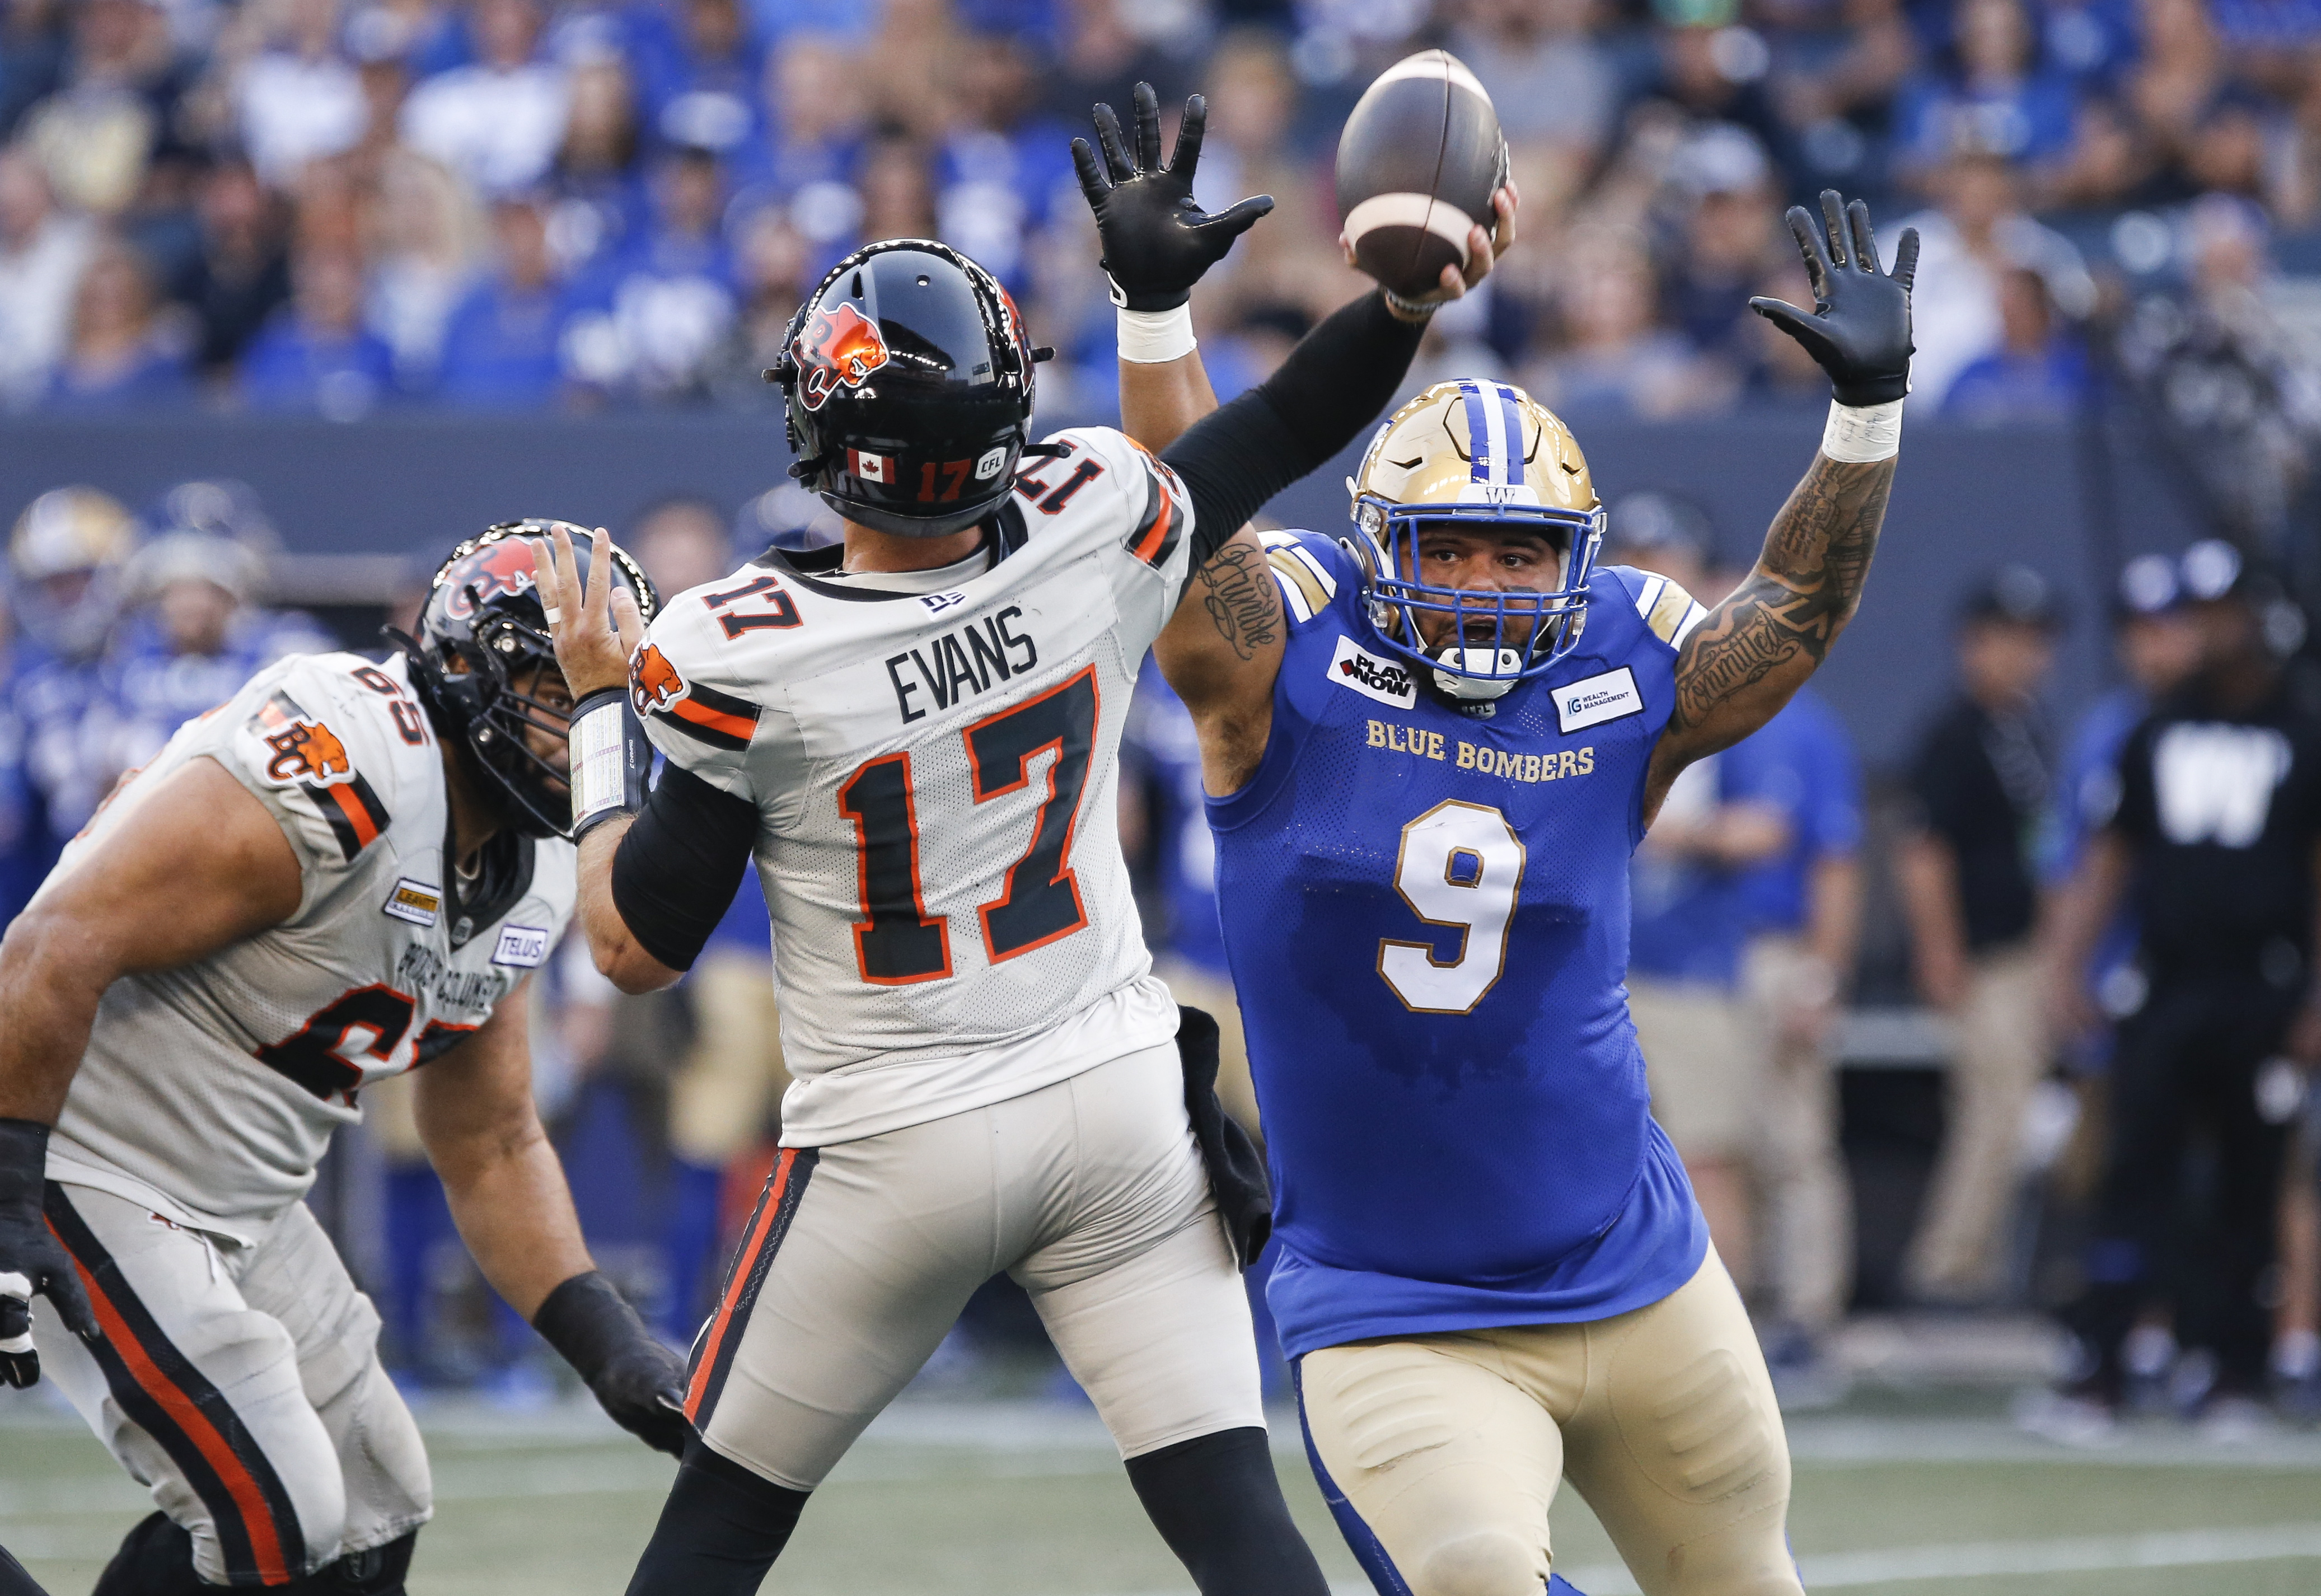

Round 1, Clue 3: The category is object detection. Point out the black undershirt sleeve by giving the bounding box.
[609,764,759,973]
[1160,289,1426,567]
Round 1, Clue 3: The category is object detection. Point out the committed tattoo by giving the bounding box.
[1669,453,1893,740]
[1193,541,1281,662]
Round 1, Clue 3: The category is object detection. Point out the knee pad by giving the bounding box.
[1410,1529,1543,1596]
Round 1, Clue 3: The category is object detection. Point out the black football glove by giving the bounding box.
[1,1118,101,1389]
[1749,190,1918,408]
[1071,81,1274,312]
[533,1269,690,1458]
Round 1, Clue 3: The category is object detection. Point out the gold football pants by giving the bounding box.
[1295,1250,1801,1596]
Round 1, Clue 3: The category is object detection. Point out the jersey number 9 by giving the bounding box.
[1378,801,1527,1014]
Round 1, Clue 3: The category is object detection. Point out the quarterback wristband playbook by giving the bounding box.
[1821,397,1904,464]
[568,687,651,841]
[1116,303,1198,364]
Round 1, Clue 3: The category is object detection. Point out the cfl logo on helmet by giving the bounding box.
[793,303,890,412]
[629,643,686,714]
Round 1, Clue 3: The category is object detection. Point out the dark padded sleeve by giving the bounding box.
[1162,290,1425,565]
[609,764,759,973]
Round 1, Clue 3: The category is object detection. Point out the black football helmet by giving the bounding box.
[768,239,1049,539]
[393,521,658,840]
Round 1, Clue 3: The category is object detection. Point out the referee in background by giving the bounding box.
[2041,540,2321,1438]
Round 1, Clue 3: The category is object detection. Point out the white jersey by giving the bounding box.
[44,651,577,1232]
[636,425,1197,1145]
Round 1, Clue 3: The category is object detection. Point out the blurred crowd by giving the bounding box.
[0,0,2319,435]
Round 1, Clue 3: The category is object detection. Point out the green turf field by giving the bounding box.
[8,1386,2321,1594]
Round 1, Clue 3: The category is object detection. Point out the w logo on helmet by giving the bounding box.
[630,643,686,715]
[794,303,891,412]
[442,539,541,620]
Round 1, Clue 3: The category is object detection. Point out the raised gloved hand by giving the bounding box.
[533,1269,690,1457]
[1,1118,100,1389]
[1750,190,1918,408]
[1071,81,1274,312]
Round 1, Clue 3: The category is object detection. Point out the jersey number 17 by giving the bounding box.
[837,667,1100,984]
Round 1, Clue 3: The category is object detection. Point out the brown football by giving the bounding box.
[1335,50,1509,301]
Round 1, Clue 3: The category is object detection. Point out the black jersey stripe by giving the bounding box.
[300,773,389,860]
[45,1186,309,1584]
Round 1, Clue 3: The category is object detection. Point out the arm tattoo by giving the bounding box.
[1669,453,1893,740]
[1191,541,1281,662]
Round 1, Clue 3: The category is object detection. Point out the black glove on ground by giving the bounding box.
[1072,81,1274,312]
[0,1117,99,1389]
[534,1269,690,1457]
[1749,189,1918,408]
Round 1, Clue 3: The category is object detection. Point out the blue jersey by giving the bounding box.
[1209,535,1707,1358]
[1730,688,1864,936]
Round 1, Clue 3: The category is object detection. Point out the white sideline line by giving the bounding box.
[1549,1520,2321,1594]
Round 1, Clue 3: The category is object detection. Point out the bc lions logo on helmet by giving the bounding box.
[630,643,686,715]
[442,539,541,620]
[794,303,891,413]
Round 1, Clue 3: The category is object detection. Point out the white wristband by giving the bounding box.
[1116,304,1197,364]
[1821,398,1903,462]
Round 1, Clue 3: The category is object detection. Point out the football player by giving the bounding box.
[0,524,689,1595]
[528,87,1512,1596]
[1103,158,1916,1596]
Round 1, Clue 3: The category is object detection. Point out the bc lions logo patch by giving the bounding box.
[265,719,353,784]
[441,539,540,620]
[630,643,686,715]
[794,303,890,411]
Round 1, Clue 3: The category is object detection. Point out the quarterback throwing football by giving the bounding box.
[532,87,1513,1596]
[1100,122,1917,1596]
[0,524,689,1594]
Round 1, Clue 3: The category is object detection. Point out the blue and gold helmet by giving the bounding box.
[1345,379,1603,703]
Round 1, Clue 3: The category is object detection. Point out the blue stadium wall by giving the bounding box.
[0,411,2214,771]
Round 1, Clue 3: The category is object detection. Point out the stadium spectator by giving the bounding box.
[237,245,396,415]
[1898,565,2063,1305]
[20,0,189,218]
[40,237,191,411]
[90,483,331,780]
[1767,0,1917,202]
[1451,0,1617,161]
[727,31,867,258]
[1530,226,1730,418]
[638,0,760,158]
[0,143,93,407]
[0,0,68,141]
[1891,0,2080,185]
[366,146,485,389]
[2039,0,2139,93]
[1612,494,1787,1290]
[399,0,567,195]
[705,200,808,404]
[433,194,564,408]
[2043,540,2321,1437]
[542,57,644,277]
[2126,0,2229,186]
[931,32,1071,291]
[856,132,938,246]
[1629,0,1795,184]
[1660,124,1784,372]
[1897,148,2091,409]
[559,144,734,401]
[170,157,292,378]
[1940,264,2091,423]
[1729,672,1865,1406]
[235,0,366,186]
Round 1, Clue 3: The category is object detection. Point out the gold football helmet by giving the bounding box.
[1345,379,1604,701]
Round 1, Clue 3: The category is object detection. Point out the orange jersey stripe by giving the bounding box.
[685,1148,795,1420]
[325,784,382,850]
[672,696,757,743]
[67,1251,292,1584]
[1130,475,1175,565]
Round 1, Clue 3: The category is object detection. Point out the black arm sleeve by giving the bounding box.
[608,764,759,973]
[1160,289,1425,566]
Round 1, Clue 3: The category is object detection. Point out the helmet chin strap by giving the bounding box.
[1430,645,1523,701]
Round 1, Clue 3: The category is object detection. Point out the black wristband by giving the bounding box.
[0,1120,48,1208]
[532,1269,648,1383]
